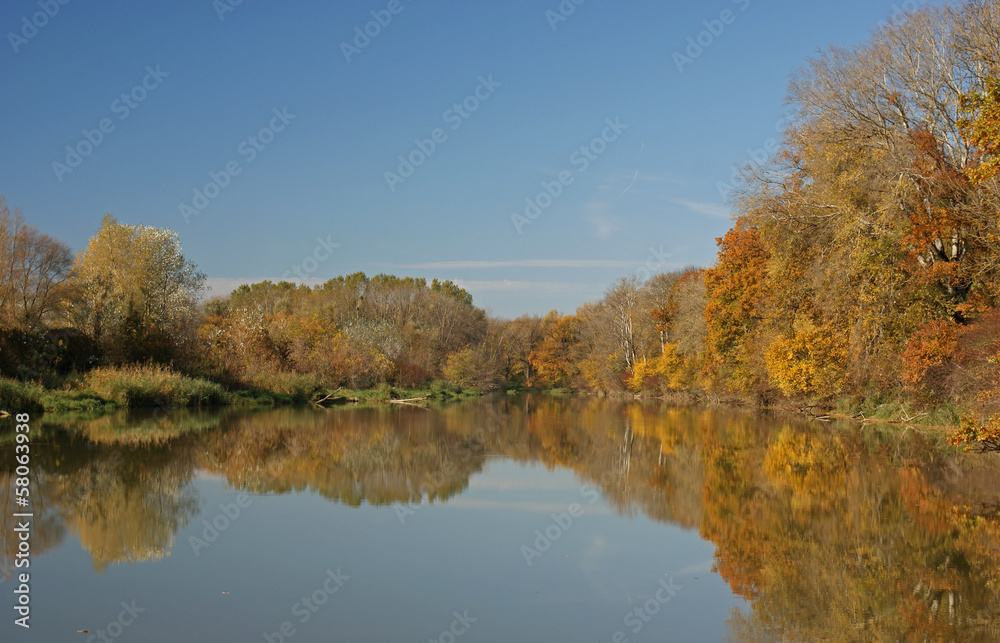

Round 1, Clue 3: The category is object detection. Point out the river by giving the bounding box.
[2,395,999,641]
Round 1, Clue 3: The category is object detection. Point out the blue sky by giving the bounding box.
[0,0,937,318]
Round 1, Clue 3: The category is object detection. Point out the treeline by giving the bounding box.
[0,200,692,398]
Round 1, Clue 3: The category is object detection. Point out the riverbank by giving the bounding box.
[4,365,991,453]
[614,387,983,452]
[0,365,482,415]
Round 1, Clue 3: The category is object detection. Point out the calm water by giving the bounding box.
[2,395,999,642]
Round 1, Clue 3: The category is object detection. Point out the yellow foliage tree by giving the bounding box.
[765,316,848,397]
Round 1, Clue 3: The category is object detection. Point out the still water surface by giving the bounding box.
[2,395,999,641]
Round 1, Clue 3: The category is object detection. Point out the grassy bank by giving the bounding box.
[0,366,482,416]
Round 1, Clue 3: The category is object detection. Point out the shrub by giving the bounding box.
[949,407,1000,452]
[84,365,226,408]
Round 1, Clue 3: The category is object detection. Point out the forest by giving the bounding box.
[1,0,999,450]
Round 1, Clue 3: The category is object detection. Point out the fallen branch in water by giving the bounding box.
[312,389,359,407]
[388,396,429,408]
[799,406,831,421]
[898,408,928,423]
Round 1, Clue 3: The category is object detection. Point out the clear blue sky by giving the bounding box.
[0,0,938,318]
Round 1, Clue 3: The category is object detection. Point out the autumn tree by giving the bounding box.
[702,222,770,393]
[0,198,89,379]
[667,269,707,359]
[452,316,540,389]
[644,270,686,352]
[0,197,74,329]
[504,315,544,384]
[71,215,205,364]
[529,312,580,389]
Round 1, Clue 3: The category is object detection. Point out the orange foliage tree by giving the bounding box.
[528,312,580,388]
[702,221,770,393]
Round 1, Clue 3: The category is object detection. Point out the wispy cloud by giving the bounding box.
[634,172,684,184]
[589,213,622,239]
[452,280,591,292]
[404,260,637,269]
[585,198,623,239]
[675,200,731,220]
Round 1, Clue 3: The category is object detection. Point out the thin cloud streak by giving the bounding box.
[675,200,732,220]
[453,280,592,292]
[404,260,638,269]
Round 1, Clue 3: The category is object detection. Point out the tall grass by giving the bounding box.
[85,365,227,408]
[0,378,46,414]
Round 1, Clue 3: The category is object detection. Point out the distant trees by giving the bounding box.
[0,203,541,393]
[200,273,488,390]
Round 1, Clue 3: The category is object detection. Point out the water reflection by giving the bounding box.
[1,396,999,639]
